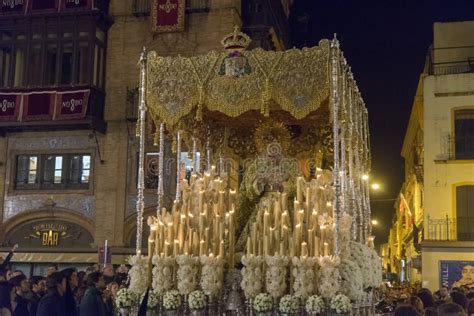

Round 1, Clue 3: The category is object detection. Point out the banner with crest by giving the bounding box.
[151,0,185,33]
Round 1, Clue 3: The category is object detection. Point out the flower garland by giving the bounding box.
[292,256,317,299]
[200,255,224,297]
[176,255,199,295]
[265,255,289,299]
[151,256,175,295]
[317,256,341,299]
[240,255,264,299]
[128,255,148,295]
[279,294,300,314]
[253,293,273,312]
[330,294,352,314]
[338,259,364,301]
[163,290,182,310]
[115,288,139,308]
[305,295,326,314]
[188,290,207,310]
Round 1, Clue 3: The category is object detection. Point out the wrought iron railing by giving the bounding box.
[426,215,474,241]
[132,0,210,16]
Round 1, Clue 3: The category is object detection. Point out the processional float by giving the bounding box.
[123,27,382,315]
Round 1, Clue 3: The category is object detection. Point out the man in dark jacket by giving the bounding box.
[25,276,45,316]
[9,274,30,316]
[79,272,111,316]
[36,272,67,316]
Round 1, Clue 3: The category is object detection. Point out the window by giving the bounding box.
[0,18,106,89]
[456,185,474,241]
[454,109,474,159]
[15,154,92,190]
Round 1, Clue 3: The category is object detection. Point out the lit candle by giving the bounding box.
[173,239,179,256]
[218,190,225,217]
[301,242,308,258]
[199,239,205,256]
[164,241,170,257]
[296,177,303,203]
[148,238,155,257]
[246,237,252,256]
[263,235,269,257]
[279,241,285,256]
[263,210,269,236]
[314,236,319,256]
[167,222,173,245]
[281,192,288,212]
[306,187,311,209]
[219,240,225,258]
[311,209,318,230]
[324,242,329,257]
[229,209,235,268]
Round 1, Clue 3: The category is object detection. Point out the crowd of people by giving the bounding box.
[0,245,128,316]
[376,282,474,316]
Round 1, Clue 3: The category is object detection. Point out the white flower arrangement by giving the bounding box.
[349,241,381,289]
[115,288,139,308]
[152,255,175,295]
[265,255,289,299]
[330,294,352,314]
[127,255,149,295]
[188,290,207,310]
[141,290,159,310]
[317,256,341,299]
[305,295,326,314]
[200,255,224,297]
[279,294,300,314]
[338,259,364,301]
[176,255,199,295]
[292,256,317,299]
[240,255,264,299]
[253,293,273,312]
[163,290,182,310]
[338,212,353,261]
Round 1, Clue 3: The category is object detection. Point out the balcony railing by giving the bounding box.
[426,215,474,241]
[132,0,210,16]
[426,45,474,76]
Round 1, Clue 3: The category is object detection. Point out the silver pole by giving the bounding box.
[176,131,182,200]
[330,36,341,256]
[157,122,165,215]
[135,47,147,255]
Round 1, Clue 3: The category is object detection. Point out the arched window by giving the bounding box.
[456,185,474,241]
[454,109,474,159]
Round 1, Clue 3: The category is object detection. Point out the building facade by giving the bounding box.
[389,20,474,290]
[0,0,290,274]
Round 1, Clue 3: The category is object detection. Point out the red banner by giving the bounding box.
[22,92,56,121]
[1,0,26,14]
[28,0,58,12]
[55,90,89,120]
[151,0,185,33]
[61,0,91,10]
[0,94,22,121]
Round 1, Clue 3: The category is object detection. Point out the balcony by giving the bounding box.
[0,86,106,135]
[426,215,474,241]
[132,0,210,17]
[425,45,474,76]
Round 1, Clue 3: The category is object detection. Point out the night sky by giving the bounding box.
[290,0,474,246]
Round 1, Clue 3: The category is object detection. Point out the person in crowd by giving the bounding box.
[419,289,436,308]
[79,272,111,316]
[0,245,18,273]
[425,306,439,316]
[46,265,58,277]
[8,275,29,316]
[102,265,114,286]
[36,272,67,316]
[60,269,77,316]
[394,304,420,316]
[437,302,467,316]
[451,291,469,310]
[467,292,474,300]
[436,287,452,302]
[410,295,425,315]
[25,276,45,316]
[0,281,14,316]
[467,299,474,316]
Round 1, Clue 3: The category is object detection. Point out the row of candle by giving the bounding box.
[245,175,335,258]
[146,171,237,267]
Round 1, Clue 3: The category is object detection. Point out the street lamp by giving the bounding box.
[371,219,379,226]
[362,174,369,181]
[371,183,380,191]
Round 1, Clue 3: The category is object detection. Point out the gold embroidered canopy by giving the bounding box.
[145,40,330,127]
